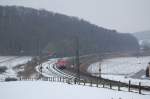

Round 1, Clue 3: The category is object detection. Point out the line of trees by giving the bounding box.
[0,6,140,56]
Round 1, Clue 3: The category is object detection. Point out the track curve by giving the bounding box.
[36,59,76,79]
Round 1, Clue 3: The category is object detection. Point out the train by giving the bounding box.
[56,59,68,69]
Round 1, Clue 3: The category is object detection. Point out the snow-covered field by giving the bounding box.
[87,56,150,86]
[0,56,32,68]
[0,81,149,99]
[0,56,150,99]
[0,56,32,80]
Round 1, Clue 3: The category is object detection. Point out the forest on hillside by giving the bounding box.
[0,6,139,56]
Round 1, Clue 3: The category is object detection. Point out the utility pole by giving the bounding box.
[75,36,80,80]
[99,62,101,78]
[37,38,42,78]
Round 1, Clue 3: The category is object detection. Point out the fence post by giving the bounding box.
[60,77,61,82]
[20,77,22,81]
[90,80,92,87]
[78,79,80,85]
[110,83,112,89]
[118,81,120,91]
[139,82,141,94]
[96,78,99,87]
[84,80,86,86]
[63,77,64,82]
[103,81,105,88]
[53,77,54,81]
[74,78,76,84]
[128,80,131,92]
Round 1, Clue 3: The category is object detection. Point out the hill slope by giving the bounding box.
[0,6,139,56]
[133,31,150,48]
[133,30,150,40]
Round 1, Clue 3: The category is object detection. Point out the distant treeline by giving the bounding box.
[0,6,139,56]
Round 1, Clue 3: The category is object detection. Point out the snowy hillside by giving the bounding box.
[87,56,150,86]
[132,31,150,48]
[0,56,32,68]
[0,56,32,80]
[0,81,150,99]
[88,56,150,75]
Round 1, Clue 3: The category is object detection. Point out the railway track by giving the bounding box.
[36,59,76,79]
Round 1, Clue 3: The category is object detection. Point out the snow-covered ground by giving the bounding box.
[0,56,32,80]
[87,56,150,86]
[0,56,15,63]
[0,56,32,68]
[0,81,149,99]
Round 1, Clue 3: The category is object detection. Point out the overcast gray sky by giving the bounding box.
[0,0,150,33]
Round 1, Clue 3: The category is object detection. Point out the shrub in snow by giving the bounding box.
[0,66,7,74]
[146,62,150,77]
[146,67,149,77]
[5,77,18,81]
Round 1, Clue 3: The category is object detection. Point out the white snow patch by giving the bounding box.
[87,56,150,86]
[0,81,149,99]
[0,56,32,68]
[88,56,150,75]
[0,56,32,80]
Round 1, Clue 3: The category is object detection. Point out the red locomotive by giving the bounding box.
[56,59,68,69]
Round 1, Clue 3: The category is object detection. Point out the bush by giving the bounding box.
[5,77,18,81]
[146,67,149,77]
[0,66,7,74]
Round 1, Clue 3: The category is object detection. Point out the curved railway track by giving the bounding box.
[36,59,76,79]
